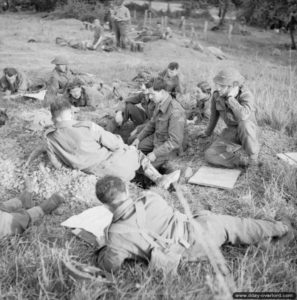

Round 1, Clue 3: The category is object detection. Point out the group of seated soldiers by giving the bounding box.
[0,55,295,276]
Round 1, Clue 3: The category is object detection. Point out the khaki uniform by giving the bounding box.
[45,67,77,102]
[0,197,44,239]
[111,5,130,48]
[45,120,144,181]
[0,71,30,93]
[137,96,186,168]
[205,87,259,168]
[96,192,288,272]
[187,94,211,124]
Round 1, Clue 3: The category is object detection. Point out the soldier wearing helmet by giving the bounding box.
[198,68,259,168]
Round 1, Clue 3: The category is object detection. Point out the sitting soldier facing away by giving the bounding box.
[27,99,180,190]
[95,175,295,273]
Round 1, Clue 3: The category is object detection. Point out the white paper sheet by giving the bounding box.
[189,166,241,190]
[277,153,297,166]
[61,206,113,239]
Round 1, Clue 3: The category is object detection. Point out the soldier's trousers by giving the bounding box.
[138,134,178,169]
[113,21,129,49]
[205,120,259,168]
[87,147,156,181]
[0,197,44,239]
[123,103,148,127]
[186,210,289,261]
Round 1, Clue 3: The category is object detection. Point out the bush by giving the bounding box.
[55,0,105,22]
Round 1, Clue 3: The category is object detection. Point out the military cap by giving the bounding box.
[213,68,244,86]
[51,55,69,65]
[4,67,17,77]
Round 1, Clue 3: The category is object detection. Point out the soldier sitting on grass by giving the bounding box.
[26,98,180,190]
[198,68,260,169]
[131,78,186,174]
[44,56,95,103]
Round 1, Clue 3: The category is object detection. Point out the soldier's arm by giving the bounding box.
[90,122,125,151]
[17,73,29,94]
[96,245,131,273]
[137,118,155,141]
[177,74,186,95]
[226,89,254,121]
[46,139,63,169]
[25,144,47,167]
[153,110,185,157]
[124,93,143,104]
[205,95,219,136]
[45,75,59,101]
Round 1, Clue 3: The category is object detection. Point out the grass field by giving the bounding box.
[0,12,297,300]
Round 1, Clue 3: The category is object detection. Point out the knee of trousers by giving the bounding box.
[238,120,259,155]
[205,146,221,164]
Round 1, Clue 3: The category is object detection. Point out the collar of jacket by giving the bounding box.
[158,94,172,113]
[55,66,69,75]
[112,197,135,222]
[55,120,76,129]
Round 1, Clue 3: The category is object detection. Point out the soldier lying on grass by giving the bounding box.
[94,175,295,273]
[26,98,180,190]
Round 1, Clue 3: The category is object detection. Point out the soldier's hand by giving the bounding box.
[131,138,140,148]
[227,86,239,99]
[130,128,138,137]
[147,152,156,162]
[196,131,208,139]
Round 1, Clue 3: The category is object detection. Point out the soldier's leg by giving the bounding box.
[138,134,154,155]
[95,147,180,189]
[237,120,259,161]
[0,193,63,239]
[0,210,31,238]
[119,22,129,49]
[195,211,289,248]
[205,127,242,168]
[0,76,9,91]
[113,22,121,47]
[123,103,148,126]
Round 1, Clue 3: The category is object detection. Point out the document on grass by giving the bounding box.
[277,153,297,166]
[61,206,113,240]
[23,89,47,101]
[189,166,241,190]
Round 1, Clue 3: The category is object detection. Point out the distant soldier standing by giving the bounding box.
[287,11,297,50]
[199,68,259,168]
[110,0,131,49]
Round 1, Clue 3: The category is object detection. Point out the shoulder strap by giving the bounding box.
[109,198,174,249]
